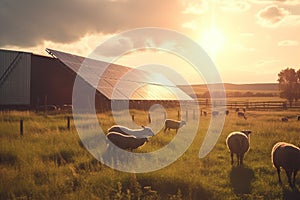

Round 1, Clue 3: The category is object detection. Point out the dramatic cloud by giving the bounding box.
[0,0,187,47]
[257,5,290,27]
[278,40,299,46]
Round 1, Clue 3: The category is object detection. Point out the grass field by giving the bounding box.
[1,108,300,200]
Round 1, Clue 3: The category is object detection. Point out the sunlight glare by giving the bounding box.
[200,28,225,56]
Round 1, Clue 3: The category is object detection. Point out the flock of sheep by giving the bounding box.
[105,111,300,189]
[226,130,300,189]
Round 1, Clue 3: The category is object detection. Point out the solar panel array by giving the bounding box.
[46,48,193,101]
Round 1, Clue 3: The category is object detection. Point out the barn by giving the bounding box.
[0,48,193,111]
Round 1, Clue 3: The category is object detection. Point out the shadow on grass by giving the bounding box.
[229,165,254,194]
[282,187,300,200]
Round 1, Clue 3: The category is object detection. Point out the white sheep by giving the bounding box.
[107,125,154,138]
[164,119,186,133]
[237,111,247,120]
[271,142,300,188]
[106,132,148,150]
[226,130,252,166]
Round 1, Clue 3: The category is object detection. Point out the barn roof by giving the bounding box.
[46,48,193,101]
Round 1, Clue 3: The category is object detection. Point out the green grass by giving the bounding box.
[0,108,300,199]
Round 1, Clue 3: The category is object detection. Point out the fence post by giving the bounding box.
[186,110,188,121]
[20,119,23,137]
[132,114,135,122]
[148,113,151,123]
[67,116,70,130]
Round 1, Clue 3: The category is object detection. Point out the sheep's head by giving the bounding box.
[141,126,155,136]
[241,130,251,136]
[180,121,186,127]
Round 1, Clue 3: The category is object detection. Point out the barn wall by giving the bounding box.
[30,55,76,108]
[0,50,31,106]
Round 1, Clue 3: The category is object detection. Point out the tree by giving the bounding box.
[277,68,299,107]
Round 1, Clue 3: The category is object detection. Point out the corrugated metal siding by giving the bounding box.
[0,50,31,105]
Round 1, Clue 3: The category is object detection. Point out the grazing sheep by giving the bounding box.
[271,142,300,188]
[237,111,247,120]
[281,117,288,122]
[225,110,229,115]
[107,125,154,138]
[164,119,186,133]
[212,111,219,116]
[106,132,148,150]
[226,130,252,166]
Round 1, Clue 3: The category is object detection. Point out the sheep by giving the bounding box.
[106,132,148,150]
[225,110,229,115]
[235,108,240,112]
[271,142,300,188]
[281,117,288,122]
[212,111,219,116]
[164,119,186,133]
[107,125,154,138]
[226,130,252,166]
[237,111,247,120]
[297,115,300,121]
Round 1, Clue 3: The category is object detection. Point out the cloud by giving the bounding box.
[0,0,187,47]
[220,0,251,12]
[251,0,300,5]
[257,5,290,27]
[278,40,299,46]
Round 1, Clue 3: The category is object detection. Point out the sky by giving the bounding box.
[0,0,299,84]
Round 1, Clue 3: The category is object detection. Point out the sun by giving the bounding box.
[200,27,225,56]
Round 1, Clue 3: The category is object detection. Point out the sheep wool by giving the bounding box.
[226,130,252,166]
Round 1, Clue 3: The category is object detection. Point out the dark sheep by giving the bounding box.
[271,142,300,188]
[237,111,247,120]
[164,119,186,133]
[106,132,148,150]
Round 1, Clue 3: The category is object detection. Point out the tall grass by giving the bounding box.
[0,109,299,199]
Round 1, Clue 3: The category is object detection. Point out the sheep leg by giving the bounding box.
[236,154,240,166]
[276,167,282,185]
[285,169,293,188]
[164,126,167,133]
[292,170,297,188]
[230,152,234,165]
[240,154,244,165]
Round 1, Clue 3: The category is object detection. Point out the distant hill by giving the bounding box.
[180,83,278,91]
[179,83,279,98]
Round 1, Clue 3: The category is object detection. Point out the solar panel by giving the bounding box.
[46,48,193,101]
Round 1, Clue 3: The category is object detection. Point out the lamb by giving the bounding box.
[107,125,154,138]
[164,119,186,133]
[226,130,252,166]
[237,111,247,120]
[271,142,300,188]
[281,117,288,122]
[106,132,148,150]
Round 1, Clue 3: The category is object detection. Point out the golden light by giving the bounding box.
[200,27,225,56]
